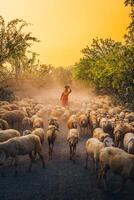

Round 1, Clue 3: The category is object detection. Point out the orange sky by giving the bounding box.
[0,0,130,66]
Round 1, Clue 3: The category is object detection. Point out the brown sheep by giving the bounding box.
[78,114,89,136]
[32,117,44,129]
[22,117,33,132]
[48,117,59,129]
[67,115,78,129]
[99,118,114,139]
[1,110,25,131]
[114,122,133,148]
[32,128,45,145]
[89,112,98,136]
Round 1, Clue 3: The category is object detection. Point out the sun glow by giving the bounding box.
[0,0,130,66]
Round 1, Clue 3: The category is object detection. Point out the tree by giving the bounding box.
[0,16,39,80]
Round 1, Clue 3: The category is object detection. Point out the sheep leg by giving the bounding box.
[38,152,45,168]
[14,156,18,176]
[48,141,51,160]
[51,142,54,159]
[1,158,7,177]
[101,167,107,191]
[28,153,35,172]
[69,144,73,160]
[85,153,89,169]
[49,144,53,160]
[80,126,82,136]
[113,178,126,193]
[72,145,76,164]
[96,163,107,190]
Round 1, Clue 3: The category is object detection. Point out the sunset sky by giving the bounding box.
[0,0,130,66]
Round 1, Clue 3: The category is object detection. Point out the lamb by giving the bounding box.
[67,115,78,129]
[67,128,79,163]
[0,134,45,176]
[123,133,134,154]
[98,147,134,192]
[0,119,9,130]
[32,117,44,129]
[46,125,59,160]
[0,129,20,142]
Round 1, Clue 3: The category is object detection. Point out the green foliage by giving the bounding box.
[0,16,39,82]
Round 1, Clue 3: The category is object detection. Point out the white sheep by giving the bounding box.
[67,128,80,163]
[98,147,134,192]
[46,125,59,160]
[0,129,20,142]
[0,134,45,176]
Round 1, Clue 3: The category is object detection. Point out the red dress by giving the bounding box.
[60,91,71,107]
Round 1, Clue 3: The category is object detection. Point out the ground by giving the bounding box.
[0,119,134,200]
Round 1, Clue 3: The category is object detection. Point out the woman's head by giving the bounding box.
[64,85,69,90]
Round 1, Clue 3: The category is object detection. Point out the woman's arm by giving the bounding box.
[60,92,64,100]
[68,87,72,94]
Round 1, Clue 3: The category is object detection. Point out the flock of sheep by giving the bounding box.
[0,94,134,193]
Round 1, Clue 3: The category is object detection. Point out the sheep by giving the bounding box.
[48,117,59,129]
[123,133,134,154]
[22,117,33,132]
[85,136,114,172]
[126,113,134,123]
[32,128,45,145]
[67,115,78,129]
[98,147,134,192]
[0,129,20,142]
[1,110,25,130]
[89,112,98,136]
[99,118,114,139]
[62,109,71,121]
[78,114,89,136]
[32,117,44,129]
[0,134,45,176]
[114,122,133,148]
[85,138,105,171]
[93,128,114,146]
[46,125,59,160]
[23,130,32,136]
[0,119,9,130]
[67,128,79,163]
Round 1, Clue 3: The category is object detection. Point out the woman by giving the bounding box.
[60,85,72,107]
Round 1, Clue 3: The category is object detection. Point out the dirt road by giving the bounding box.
[0,119,134,200]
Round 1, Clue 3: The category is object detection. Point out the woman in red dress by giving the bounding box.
[60,85,72,107]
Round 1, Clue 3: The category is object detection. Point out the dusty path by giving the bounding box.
[0,119,134,200]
